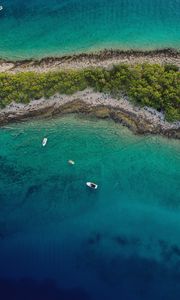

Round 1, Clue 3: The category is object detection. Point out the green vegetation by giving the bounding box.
[0,63,179,121]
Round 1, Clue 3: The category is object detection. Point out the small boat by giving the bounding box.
[42,137,48,147]
[0,6,3,11]
[68,160,75,165]
[86,182,98,189]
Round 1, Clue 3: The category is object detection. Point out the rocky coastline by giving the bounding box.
[0,89,179,139]
[0,49,179,138]
[0,48,180,73]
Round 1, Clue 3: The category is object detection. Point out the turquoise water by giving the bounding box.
[0,0,179,59]
[0,115,180,299]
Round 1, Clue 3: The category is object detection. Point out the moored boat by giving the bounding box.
[42,137,48,147]
[68,160,75,165]
[86,182,98,189]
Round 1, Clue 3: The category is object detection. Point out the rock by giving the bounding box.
[93,107,110,118]
[0,90,179,139]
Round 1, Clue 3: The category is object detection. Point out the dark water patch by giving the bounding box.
[0,221,8,239]
[113,235,129,246]
[159,240,180,262]
[0,192,6,208]
[4,1,38,19]
[0,157,20,182]
[25,184,42,199]
[171,245,180,257]
[85,232,141,258]
[83,248,180,299]
[10,4,30,19]
[0,220,19,240]
[113,235,141,248]
[87,232,103,246]
[0,155,32,184]
[47,2,75,18]
[0,277,91,300]
[159,239,173,261]
[160,194,180,210]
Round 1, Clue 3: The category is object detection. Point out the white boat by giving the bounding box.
[86,182,98,189]
[0,6,3,11]
[68,160,75,165]
[42,137,48,147]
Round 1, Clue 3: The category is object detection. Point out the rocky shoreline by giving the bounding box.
[0,48,180,73]
[0,89,179,139]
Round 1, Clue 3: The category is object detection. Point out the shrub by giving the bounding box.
[0,63,179,121]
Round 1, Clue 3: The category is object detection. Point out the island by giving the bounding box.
[0,49,179,138]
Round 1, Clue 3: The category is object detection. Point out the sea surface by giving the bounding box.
[0,115,180,299]
[0,0,180,59]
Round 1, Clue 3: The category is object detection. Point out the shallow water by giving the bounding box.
[0,0,179,59]
[0,115,180,299]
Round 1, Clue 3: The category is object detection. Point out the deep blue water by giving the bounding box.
[0,115,180,299]
[0,0,179,59]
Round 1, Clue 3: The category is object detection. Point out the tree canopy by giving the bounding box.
[0,63,179,121]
